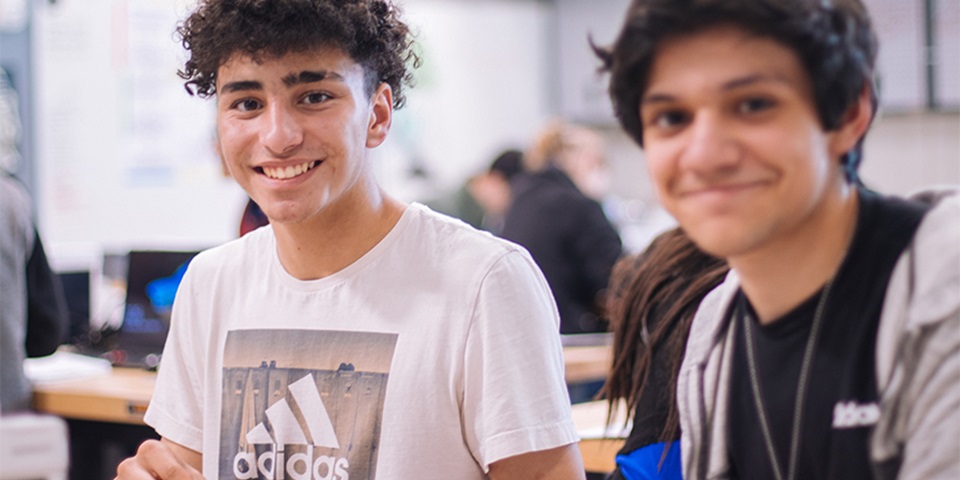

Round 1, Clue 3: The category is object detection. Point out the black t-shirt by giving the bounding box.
[727,190,929,479]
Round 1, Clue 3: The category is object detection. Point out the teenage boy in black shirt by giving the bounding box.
[595,0,959,478]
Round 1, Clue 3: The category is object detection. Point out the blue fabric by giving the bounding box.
[615,440,682,480]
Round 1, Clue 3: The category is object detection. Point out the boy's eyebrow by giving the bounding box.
[722,73,791,90]
[219,80,262,94]
[641,73,791,105]
[218,70,346,94]
[641,92,677,106]
[281,70,345,87]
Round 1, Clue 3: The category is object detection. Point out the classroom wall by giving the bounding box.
[31,0,554,264]
[371,0,553,203]
[20,0,960,266]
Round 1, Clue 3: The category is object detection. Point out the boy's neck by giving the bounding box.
[732,186,860,325]
[271,186,407,281]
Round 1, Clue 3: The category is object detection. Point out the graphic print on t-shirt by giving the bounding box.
[220,329,398,480]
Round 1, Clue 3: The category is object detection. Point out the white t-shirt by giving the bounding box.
[144,203,579,479]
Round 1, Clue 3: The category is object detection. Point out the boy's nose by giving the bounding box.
[261,103,304,157]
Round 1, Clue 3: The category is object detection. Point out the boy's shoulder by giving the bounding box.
[404,202,528,258]
[901,188,960,323]
[188,205,535,277]
[407,203,521,246]
[185,225,274,277]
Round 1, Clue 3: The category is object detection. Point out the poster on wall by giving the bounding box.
[33,0,241,251]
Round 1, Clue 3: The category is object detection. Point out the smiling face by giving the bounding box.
[216,48,392,226]
[640,25,863,262]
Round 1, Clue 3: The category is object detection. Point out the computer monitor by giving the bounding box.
[112,250,198,369]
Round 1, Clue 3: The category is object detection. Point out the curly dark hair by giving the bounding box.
[176,0,420,109]
[594,0,878,182]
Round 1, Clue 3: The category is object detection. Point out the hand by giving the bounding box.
[116,439,204,479]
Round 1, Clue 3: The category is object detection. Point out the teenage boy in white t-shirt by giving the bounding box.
[115,1,585,478]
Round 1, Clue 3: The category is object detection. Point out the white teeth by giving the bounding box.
[262,161,318,180]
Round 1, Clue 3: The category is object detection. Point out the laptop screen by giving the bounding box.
[115,250,199,367]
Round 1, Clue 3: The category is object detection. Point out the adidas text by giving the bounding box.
[832,401,880,429]
[233,448,349,480]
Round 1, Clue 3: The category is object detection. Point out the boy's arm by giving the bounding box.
[897,310,960,479]
[887,193,960,479]
[115,438,203,479]
[488,444,586,480]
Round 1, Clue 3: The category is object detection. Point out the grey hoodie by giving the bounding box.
[677,188,960,480]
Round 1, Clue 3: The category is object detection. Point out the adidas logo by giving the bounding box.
[233,374,350,480]
[832,400,880,429]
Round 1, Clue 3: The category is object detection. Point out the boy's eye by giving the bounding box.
[302,92,331,105]
[738,97,775,114]
[651,110,690,129]
[232,98,262,112]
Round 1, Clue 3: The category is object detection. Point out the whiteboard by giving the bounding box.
[33,0,245,255]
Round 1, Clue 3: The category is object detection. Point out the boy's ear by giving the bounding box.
[828,85,873,160]
[366,83,393,148]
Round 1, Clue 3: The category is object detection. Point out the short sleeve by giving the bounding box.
[143,263,206,452]
[460,249,580,471]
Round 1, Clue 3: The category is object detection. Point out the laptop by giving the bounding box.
[110,250,199,369]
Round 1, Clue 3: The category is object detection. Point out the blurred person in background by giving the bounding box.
[237,197,269,237]
[1,67,68,414]
[502,120,623,334]
[467,148,524,234]
[427,148,523,234]
[602,228,727,479]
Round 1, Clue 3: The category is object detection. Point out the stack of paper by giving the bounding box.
[24,350,112,385]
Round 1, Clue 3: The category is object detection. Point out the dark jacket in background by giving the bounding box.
[501,167,622,334]
[1,174,68,413]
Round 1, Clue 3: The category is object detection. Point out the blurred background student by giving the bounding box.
[1,67,68,414]
[467,149,524,234]
[428,148,524,235]
[602,228,727,479]
[501,120,623,335]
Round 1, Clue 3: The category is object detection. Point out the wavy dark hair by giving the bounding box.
[176,0,420,109]
[594,0,878,182]
[601,228,728,443]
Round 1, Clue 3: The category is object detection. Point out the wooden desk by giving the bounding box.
[35,347,610,424]
[33,346,618,473]
[32,368,155,425]
[32,368,159,479]
[35,371,626,474]
[563,344,612,384]
[572,399,628,474]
